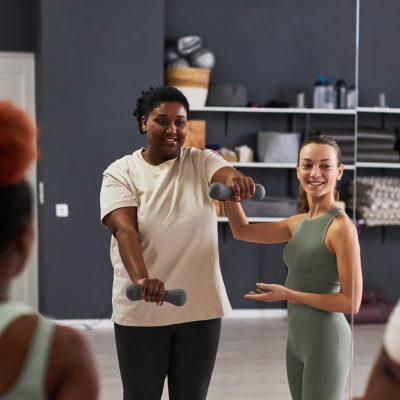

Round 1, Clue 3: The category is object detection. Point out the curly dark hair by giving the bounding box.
[132,86,190,134]
[297,135,342,214]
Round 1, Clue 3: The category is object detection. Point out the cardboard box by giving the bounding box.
[184,120,206,148]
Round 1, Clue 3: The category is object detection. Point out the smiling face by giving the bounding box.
[141,101,188,164]
[297,143,343,202]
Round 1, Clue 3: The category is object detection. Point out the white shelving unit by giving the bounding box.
[231,162,296,168]
[192,105,400,115]
[191,106,400,170]
[192,106,356,115]
[358,107,400,114]
[217,216,284,223]
[231,161,356,170]
[357,162,400,169]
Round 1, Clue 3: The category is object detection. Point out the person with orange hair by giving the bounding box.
[0,101,99,399]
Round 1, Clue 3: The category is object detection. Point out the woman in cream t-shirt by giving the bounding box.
[100,86,255,400]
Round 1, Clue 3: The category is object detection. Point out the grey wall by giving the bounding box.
[359,0,400,107]
[1,0,399,316]
[36,0,164,318]
[165,0,357,107]
[0,0,37,51]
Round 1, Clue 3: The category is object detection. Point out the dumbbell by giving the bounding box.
[126,283,187,307]
[209,182,266,201]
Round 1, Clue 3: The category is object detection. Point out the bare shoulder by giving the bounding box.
[47,324,98,398]
[286,213,306,234]
[48,324,94,373]
[327,211,359,251]
[52,324,91,355]
[330,211,357,236]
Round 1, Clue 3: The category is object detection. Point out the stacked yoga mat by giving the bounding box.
[318,128,400,163]
[347,177,400,226]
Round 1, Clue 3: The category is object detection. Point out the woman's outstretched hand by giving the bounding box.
[244,283,295,303]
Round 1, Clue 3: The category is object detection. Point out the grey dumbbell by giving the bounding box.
[126,283,187,307]
[209,182,266,201]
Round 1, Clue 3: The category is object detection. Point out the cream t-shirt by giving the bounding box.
[100,147,232,326]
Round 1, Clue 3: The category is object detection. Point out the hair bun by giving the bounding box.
[0,100,37,185]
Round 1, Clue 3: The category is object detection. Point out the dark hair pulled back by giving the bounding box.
[132,86,190,134]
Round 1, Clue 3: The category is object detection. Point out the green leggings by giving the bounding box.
[286,307,351,400]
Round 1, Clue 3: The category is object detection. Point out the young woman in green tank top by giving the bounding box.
[225,135,363,400]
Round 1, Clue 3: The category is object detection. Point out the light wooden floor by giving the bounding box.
[65,311,384,400]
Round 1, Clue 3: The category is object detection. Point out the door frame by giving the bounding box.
[0,51,38,309]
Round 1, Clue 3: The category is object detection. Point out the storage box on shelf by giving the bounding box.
[356,106,400,170]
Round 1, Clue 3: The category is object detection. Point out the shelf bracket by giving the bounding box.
[221,221,228,242]
[224,112,229,137]
[304,113,311,138]
[380,113,387,130]
[381,226,386,244]
[289,114,295,132]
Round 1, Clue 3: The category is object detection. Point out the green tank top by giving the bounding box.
[0,302,54,400]
[283,208,343,296]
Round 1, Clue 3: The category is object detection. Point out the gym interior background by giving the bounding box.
[0,0,398,321]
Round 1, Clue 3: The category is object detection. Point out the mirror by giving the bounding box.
[166,0,359,399]
[352,0,400,397]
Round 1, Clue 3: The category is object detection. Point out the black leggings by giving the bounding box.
[114,318,221,400]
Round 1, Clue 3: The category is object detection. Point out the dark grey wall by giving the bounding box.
[165,0,357,107]
[0,0,37,51]
[36,0,164,318]
[359,0,400,107]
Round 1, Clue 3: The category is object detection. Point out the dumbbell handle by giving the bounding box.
[126,283,187,307]
[209,182,266,201]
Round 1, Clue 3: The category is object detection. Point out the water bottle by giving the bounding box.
[335,79,347,109]
[324,80,335,109]
[346,85,356,109]
[313,76,327,108]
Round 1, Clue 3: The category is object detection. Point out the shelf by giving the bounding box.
[357,107,400,114]
[217,216,284,223]
[191,106,356,115]
[231,162,355,170]
[191,105,400,115]
[231,162,296,168]
[356,162,400,169]
[190,107,400,115]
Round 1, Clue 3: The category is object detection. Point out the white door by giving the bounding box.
[0,52,38,310]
